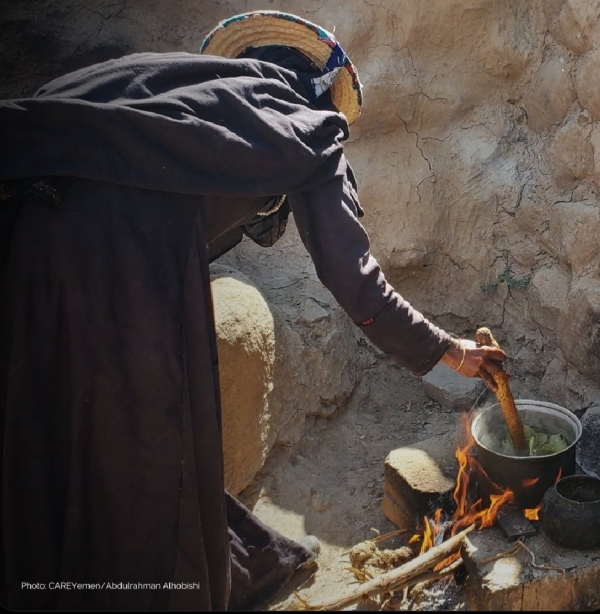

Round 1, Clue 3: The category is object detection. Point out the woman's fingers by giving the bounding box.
[464,345,509,391]
[479,368,498,392]
[486,347,507,362]
[440,339,510,393]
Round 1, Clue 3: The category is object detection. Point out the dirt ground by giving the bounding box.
[238,356,481,611]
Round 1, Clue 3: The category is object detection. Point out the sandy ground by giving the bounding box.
[238,358,477,611]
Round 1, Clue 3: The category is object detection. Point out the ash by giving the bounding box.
[386,576,467,611]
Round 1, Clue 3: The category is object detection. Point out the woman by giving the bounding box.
[0,10,505,611]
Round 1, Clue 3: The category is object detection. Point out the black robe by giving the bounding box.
[0,52,451,611]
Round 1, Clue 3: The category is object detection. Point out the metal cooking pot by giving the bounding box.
[539,474,600,550]
[471,400,582,509]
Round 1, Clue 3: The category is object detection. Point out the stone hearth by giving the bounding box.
[383,430,600,611]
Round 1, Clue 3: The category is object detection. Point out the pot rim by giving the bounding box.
[471,399,582,461]
[550,474,600,504]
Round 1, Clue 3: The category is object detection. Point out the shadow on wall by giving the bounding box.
[0,11,135,97]
[0,0,238,97]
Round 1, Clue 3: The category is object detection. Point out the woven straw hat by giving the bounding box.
[200,11,363,125]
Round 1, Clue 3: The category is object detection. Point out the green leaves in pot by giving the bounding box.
[500,424,568,457]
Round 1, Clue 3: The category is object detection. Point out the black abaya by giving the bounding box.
[0,51,451,611]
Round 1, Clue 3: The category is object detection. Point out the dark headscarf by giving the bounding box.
[238,45,337,115]
[236,45,339,246]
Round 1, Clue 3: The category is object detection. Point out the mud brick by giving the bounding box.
[463,526,600,611]
[382,430,459,530]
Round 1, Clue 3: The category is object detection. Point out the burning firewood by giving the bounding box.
[292,525,474,611]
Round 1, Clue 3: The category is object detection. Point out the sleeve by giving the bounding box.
[288,166,452,376]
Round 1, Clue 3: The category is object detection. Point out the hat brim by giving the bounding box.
[200,11,362,125]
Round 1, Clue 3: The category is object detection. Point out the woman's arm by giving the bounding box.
[289,167,506,386]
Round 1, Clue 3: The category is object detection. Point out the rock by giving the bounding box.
[576,406,600,479]
[544,200,600,275]
[522,54,576,133]
[422,363,487,410]
[539,350,600,412]
[300,535,322,558]
[543,121,593,189]
[211,254,365,494]
[297,298,330,326]
[575,47,600,120]
[538,352,569,407]
[557,276,600,386]
[512,344,543,377]
[554,0,600,55]
[219,225,364,427]
[527,266,571,332]
[565,365,600,412]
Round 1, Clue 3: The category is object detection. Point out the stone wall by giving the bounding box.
[3,0,600,484]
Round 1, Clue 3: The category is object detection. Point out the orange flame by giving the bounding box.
[522,477,539,488]
[415,508,445,555]
[524,505,540,521]
[451,438,473,519]
[410,412,515,557]
[410,410,561,563]
[417,516,434,554]
[449,413,514,531]
[523,467,562,521]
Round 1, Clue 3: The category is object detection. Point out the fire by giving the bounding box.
[522,477,539,488]
[410,416,517,566]
[410,508,445,555]
[524,506,540,521]
[409,411,563,561]
[524,467,562,521]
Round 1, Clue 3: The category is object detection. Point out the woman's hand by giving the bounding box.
[438,338,507,392]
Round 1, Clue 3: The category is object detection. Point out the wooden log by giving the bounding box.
[475,327,527,454]
[296,525,475,611]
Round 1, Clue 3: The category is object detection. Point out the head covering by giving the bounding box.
[200,10,363,124]
[235,44,340,120]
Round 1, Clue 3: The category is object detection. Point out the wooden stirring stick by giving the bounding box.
[475,327,528,455]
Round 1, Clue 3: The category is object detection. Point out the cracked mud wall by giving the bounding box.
[3,0,600,487]
[344,0,600,413]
